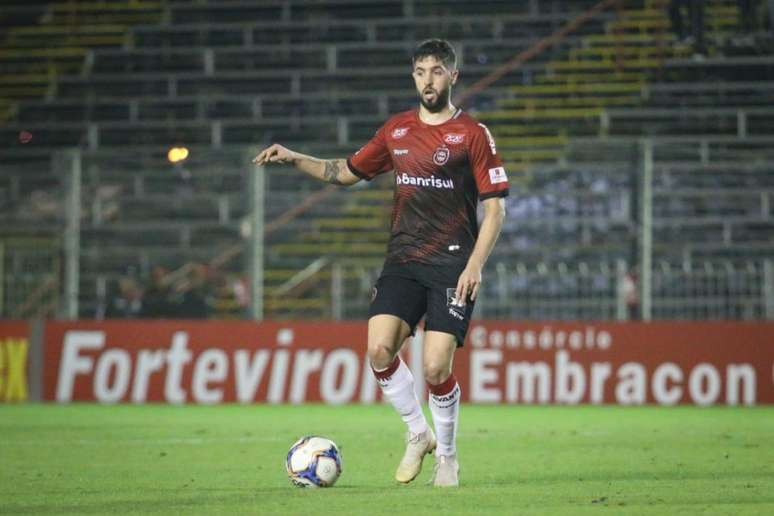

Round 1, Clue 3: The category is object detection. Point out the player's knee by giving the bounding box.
[423,360,451,386]
[367,341,396,370]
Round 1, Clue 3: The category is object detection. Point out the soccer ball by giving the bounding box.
[285,436,342,488]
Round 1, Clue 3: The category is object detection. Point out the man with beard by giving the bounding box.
[254,39,508,487]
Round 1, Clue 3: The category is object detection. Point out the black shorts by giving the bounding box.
[368,261,475,347]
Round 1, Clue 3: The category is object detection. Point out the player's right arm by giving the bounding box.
[252,143,361,186]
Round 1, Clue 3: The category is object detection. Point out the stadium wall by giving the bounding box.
[1,320,773,406]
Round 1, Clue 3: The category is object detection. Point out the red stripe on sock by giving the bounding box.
[428,373,457,396]
[371,356,401,380]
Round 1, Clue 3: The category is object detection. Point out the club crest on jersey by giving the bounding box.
[433,146,450,165]
[443,133,465,145]
[391,127,409,139]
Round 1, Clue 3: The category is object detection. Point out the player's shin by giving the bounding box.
[428,373,460,457]
[372,356,428,435]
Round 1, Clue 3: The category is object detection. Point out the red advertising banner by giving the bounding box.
[0,320,30,402]
[462,322,774,406]
[43,320,774,406]
[43,321,377,404]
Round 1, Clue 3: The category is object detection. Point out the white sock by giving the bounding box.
[372,356,429,435]
[428,374,461,457]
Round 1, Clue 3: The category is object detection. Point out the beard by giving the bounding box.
[419,85,451,113]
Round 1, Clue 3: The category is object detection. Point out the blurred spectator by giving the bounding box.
[105,277,143,318]
[622,270,640,320]
[176,263,210,319]
[668,0,706,55]
[141,265,176,318]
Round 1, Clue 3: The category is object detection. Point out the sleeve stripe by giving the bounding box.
[346,158,371,181]
[480,188,509,200]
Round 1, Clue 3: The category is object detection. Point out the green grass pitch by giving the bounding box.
[1,404,773,515]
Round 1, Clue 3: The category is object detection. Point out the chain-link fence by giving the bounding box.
[2,137,772,321]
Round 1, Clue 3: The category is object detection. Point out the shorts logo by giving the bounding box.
[488,166,507,184]
[391,127,409,139]
[433,146,450,165]
[446,288,466,320]
[393,149,409,156]
[444,133,465,145]
[371,286,378,302]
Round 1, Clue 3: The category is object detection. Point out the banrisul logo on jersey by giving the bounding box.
[396,172,453,189]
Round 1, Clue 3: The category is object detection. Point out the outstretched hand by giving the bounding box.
[253,143,297,166]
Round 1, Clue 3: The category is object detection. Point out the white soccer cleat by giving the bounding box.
[430,454,459,487]
[394,428,436,483]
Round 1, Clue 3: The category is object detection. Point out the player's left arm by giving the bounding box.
[455,197,506,303]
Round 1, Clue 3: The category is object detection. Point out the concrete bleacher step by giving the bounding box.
[499,96,641,109]
[480,107,603,120]
[584,33,669,45]
[488,124,563,137]
[5,33,126,48]
[499,149,565,161]
[313,217,388,230]
[269,242,386,257]
[6,23,127,37]
[341,205,391,216]
[535,71,647,84]
[620,5,738,20]
[545,58,661,71]
[0,85,49,99]
[509,81,644,95]
[570,46,689,60]
[0,73,52,85]
[350,188,393,198]
[0,46,87,59]
[49,12,160,25]
[611,11,737,30]
[264,267,375,282]
[496,135,568,147]
[300,231,389,244]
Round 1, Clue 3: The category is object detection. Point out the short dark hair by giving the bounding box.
[412,39,457,70]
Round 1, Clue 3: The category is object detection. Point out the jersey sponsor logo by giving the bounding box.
[443,133,465,145]
[433,146,450,165]
[488,166,508,184]
[391,127,409,139]
[396,173,454,189]
[477,123,497,155]
[393,149,409,156]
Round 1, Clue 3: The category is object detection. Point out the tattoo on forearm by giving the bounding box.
[323,160,346,185]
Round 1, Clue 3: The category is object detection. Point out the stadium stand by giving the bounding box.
[1,0,773,320]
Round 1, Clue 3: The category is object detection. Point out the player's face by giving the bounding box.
[412,56,458,113]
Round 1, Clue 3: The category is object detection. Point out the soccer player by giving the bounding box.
[254,39,508,487]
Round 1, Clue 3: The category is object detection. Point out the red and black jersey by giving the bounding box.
[347,108,509,267]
